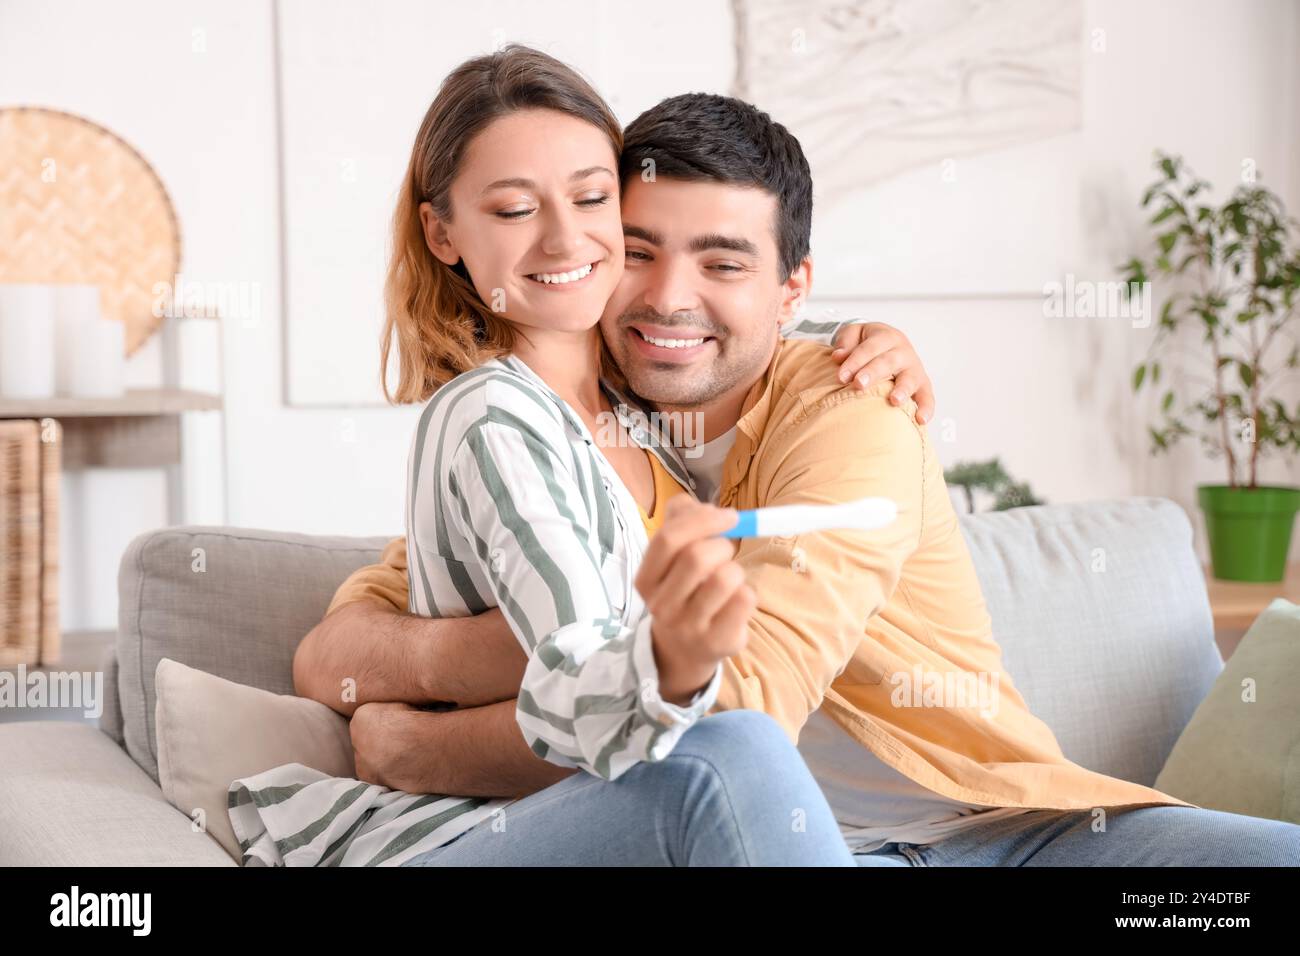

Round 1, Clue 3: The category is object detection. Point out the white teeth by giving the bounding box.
[530,262,594,284]
[642,333,707,349]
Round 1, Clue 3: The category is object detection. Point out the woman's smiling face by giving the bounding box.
[422,108,625,337]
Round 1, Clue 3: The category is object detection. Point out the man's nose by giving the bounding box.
[641,258,701,317]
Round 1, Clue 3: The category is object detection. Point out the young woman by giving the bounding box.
[231,45,932,867]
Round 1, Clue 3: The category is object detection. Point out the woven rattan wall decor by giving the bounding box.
[0,106,182,356]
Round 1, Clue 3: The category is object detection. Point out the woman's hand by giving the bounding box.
[634,496,754,705]
[829,322,936,424]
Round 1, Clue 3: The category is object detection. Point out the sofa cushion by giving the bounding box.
[1155,598,1300,823]
[154,657,355,861]
[960,497,1223,787]
[0,721,235,866]
[117,526,390,783]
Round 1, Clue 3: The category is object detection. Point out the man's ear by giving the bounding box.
[777,255,813,328]
[419,201,460,266]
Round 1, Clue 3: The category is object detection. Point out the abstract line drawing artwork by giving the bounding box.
[732,0,1083,199]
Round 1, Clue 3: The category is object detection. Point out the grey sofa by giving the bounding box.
[0,497,1224,865]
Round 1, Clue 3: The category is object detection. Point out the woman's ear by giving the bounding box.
[419,201,460,266]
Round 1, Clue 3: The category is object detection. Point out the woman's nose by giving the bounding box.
[539,206,581,259]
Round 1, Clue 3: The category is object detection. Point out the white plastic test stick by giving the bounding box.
[719,497,898,539]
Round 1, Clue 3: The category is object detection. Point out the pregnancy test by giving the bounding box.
[720,497,898,539]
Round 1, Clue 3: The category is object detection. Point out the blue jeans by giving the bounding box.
[853,802,1300,866]
[403,709,855,866]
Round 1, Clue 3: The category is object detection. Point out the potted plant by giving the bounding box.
[1122,152,1300,582]
[944,458,1044,513]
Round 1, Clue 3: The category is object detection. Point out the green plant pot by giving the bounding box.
[1197,484,1300,582]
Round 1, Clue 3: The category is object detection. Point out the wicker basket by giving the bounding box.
[0,419,60,667]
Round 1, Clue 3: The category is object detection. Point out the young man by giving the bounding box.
[296,94,1300,867]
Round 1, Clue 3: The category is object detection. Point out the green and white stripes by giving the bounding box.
[228,763,509,867]
[410,353,722,782]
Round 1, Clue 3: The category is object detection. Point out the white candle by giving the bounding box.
[70,317,126,399]
[0,284,57,399]
[54,284,103,397]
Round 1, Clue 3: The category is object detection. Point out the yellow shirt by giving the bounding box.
[327,340,1194,813]
[637,447,690,537]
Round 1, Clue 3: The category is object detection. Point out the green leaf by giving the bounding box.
[1158,232,1179,254]
[1159,299,1177,329]
[1238,362,1256,388]
[1133,364,1147,392]
[1162,390,1175,412]
[1151,205,1179,225]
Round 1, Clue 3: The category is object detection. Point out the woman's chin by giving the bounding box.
[514,281,618,332]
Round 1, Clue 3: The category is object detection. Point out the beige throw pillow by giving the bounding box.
[153,657,355,862]
[1155,599,1300,824]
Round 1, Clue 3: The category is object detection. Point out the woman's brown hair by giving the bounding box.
[381,44,623,404]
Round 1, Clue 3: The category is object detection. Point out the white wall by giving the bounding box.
[0,0,1296,631]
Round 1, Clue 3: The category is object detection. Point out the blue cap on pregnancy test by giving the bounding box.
[720,510,759,539]
[719,498,899,540]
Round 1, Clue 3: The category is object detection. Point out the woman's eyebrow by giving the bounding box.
[569,165,614,182]
[480,166,614,195]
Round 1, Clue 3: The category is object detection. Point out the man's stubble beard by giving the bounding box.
[604,318,779,413]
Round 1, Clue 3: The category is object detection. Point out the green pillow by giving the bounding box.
[1155,598,1300,823]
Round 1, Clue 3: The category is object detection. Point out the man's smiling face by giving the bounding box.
[599,176,806,412]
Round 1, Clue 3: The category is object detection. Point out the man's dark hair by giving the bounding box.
[619,93,813,280]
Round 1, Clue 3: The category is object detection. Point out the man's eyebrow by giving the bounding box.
[689,233,760,257]
[623,224,665,245]
[481,166,614,194]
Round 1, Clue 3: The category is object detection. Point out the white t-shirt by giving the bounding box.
[679,425,1031,852]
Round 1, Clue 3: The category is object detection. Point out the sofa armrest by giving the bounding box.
[117,526,394,782]
[0,722,236,866]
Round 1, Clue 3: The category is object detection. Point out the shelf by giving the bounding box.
[0,629,114,675]
[0,387,222,419]
[1204,563,1298,631]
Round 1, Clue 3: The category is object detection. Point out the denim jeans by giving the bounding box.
[852,802,1300,866]
[403,709,856,866]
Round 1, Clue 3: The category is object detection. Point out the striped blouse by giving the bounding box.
[406,351,719,777]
